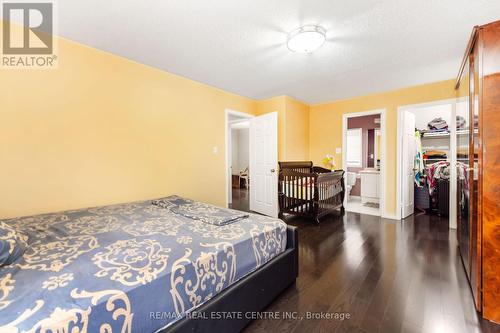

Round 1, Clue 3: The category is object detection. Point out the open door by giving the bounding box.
[402,111,416,218]
[250,112,278,217]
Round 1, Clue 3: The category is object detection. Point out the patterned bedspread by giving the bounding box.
[0,199,287,333]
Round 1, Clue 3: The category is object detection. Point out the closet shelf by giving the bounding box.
[423,158,470,163]
[422,131,450,138]
[422,146,450,150]
[457,129,479,135]
[424,158,449,163]
[421,129,478,138]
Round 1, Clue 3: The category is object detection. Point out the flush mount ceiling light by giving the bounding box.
[287,25,326,53]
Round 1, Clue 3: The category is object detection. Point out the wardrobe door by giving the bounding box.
[456,56,471,279]
[469,42,481,310]
[481,22,500,323]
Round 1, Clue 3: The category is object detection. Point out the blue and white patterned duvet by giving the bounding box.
[0,199,287,333]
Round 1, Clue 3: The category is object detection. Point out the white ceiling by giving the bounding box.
[58,1,500,104]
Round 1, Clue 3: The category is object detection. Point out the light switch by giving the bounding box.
[212,146,218,154]
[335,147,341,154]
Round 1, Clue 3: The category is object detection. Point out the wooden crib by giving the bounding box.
[278,161,345,223]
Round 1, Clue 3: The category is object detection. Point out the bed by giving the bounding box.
[278,161,345,223]
[0,196,298,333]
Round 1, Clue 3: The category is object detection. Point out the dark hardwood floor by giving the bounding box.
[229,187,249,212]
[244,211,500,333]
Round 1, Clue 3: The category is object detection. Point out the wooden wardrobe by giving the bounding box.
[455,20,500,323]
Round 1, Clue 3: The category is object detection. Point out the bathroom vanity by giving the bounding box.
[360,169,380,204]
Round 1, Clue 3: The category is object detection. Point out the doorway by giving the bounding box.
[225,110,253,212]
[396,99,464,229]
[229,120,250,212]
[342,109,386,217]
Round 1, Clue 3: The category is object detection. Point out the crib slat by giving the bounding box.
[294,175,297,213]
[287,175,291,211]
[295,176,302,213]
[299,176,302,213]
[304,177,311,213]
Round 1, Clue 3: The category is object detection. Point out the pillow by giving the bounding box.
[0,221,28,267]
[151,196,179,211]
[152,196,249,226]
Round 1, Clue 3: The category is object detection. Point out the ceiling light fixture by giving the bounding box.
[287,25,326,54]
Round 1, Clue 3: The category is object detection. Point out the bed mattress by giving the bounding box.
[0,199,287,333]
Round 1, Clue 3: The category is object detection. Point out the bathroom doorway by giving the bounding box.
[342,109,386,217]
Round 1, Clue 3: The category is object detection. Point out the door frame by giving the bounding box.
[374,128,381,167]
[342,108,387,218]
[396,98,458,227]
[225,109,254,207]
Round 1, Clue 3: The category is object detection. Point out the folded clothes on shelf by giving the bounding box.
[457,147,469,156]
[424,150,447,157]
[456,115,467,130]
[428,117,448,131]
[423,150,447,161]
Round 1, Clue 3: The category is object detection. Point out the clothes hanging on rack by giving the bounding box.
[426,161,450,195]
[414,130,424,185]
[457,161,469,190]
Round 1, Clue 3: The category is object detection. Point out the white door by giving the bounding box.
[402,111,416,218]
[250,112,278,217]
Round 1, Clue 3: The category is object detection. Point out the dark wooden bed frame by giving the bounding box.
[161,226,298,333]
[278,161,345,223]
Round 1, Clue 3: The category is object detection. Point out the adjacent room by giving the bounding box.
[228,116,251,212]
[343,111,384,216]
[1,1,500,333]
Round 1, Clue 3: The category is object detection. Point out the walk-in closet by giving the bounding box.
[398,100,464,226]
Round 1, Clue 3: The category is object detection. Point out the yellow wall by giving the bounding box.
[255,96,287,159]
[0,35,256,219]
[284,97,309,161]
[309,79,457,216]
[255,96,309,161]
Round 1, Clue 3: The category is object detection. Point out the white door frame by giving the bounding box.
[396,98,458,228]
[224,109,254,207]
[342,109,388,218]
